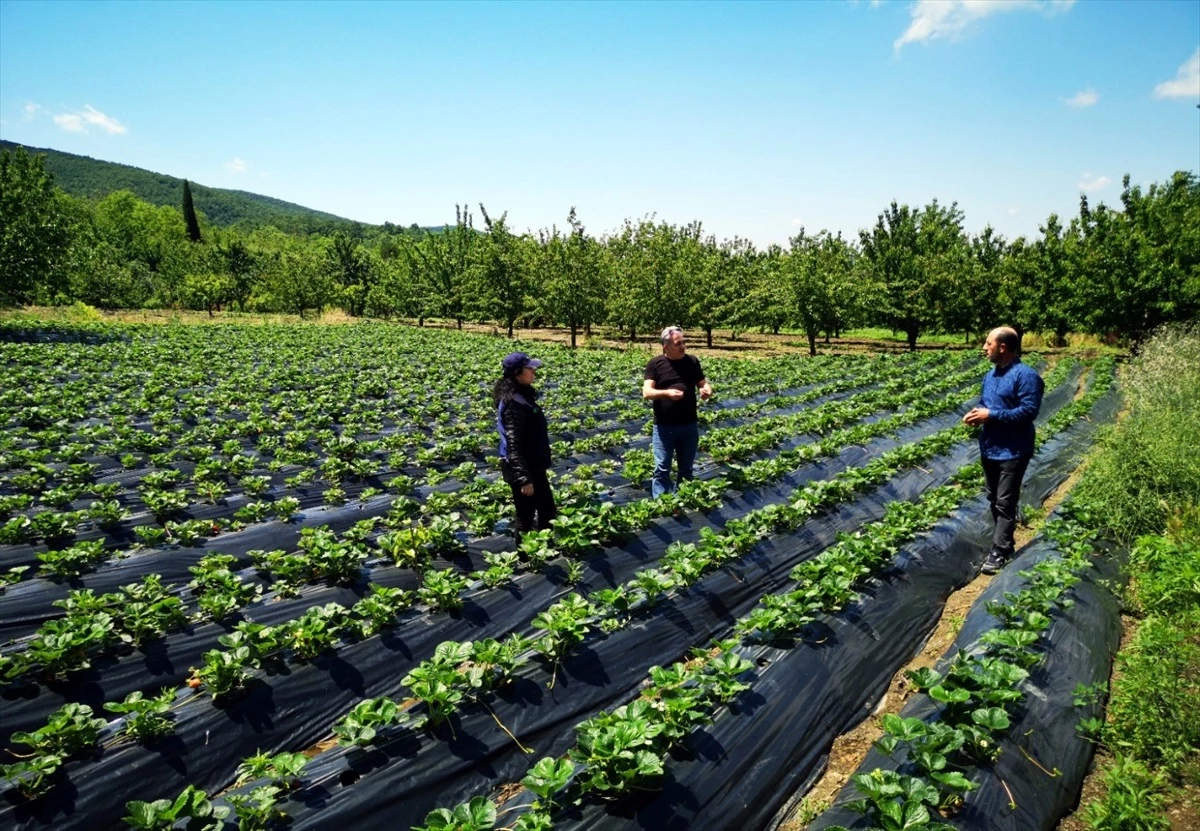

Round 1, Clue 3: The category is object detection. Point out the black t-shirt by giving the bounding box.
[644,354,705,425]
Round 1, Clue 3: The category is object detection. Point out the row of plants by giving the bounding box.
[104,351,1092,827]
[404,359,1108,829]
[0,346,943,572]
[820,509,1101,831]
[0,373,1006,815]
[3,351,977,665]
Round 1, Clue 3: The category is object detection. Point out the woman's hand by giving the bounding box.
[521,483,534,497]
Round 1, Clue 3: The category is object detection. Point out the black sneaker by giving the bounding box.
[981,548,1009,575]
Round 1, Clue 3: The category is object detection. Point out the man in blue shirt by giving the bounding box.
[963,327,1045,574]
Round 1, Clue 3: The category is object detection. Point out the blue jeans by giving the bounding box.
[651,422,700,498]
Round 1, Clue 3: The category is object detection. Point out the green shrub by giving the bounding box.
[1104,608,1200,783]
[1076,324,1200,543]
[1084,755,1171,831]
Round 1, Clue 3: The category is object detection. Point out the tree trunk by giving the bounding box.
[807,330,817,357]
[772,324,781,335]
[906,327,919,352]
[705,326,713,348]
[457,317,463,330]
[570,323,578,348]
[507,318,515,338]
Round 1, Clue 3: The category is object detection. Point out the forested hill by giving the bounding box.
[0,139,419,235]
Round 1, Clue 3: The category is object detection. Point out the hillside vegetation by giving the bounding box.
[0,139,424,235]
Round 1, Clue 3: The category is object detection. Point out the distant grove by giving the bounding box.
[2,147,1197,350]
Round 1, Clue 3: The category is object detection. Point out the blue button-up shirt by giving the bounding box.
[978,359,1044,460]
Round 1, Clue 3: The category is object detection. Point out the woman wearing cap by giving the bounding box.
[493,351,557,542]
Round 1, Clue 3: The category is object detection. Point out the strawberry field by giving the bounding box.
[0,321,1125,831]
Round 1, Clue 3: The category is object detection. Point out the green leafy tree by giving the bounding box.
[858,201,927,350]
[604,218,658,342]
[0,148,74,305]
[405,205,476,327]
[327,231,376,316]
[1030,213,1078,346]
[739,243,790,335]
[995,236,1040,339]
[220,237,257,312]
[473,204,531,337]
[1072,173,1200,347]
[785,229,859,355]
[182,180,202,243]
[539,208,607,347]
[859,199,968,350]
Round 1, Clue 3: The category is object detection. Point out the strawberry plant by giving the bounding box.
[123,784,229,830]
[333,696,407,746]
[412,796,496,831]
[234,749,308,788]
[418,568,470,611]
[106,688,177,743]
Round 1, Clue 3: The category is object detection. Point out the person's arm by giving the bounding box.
[987,369,1044,424]
[698,377,712,400]
[962,377,990,426]
[642,378,684,401]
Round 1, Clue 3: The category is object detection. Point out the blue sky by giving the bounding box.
[1,0,1197,246]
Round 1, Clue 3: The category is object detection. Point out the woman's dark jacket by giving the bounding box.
[496,385,552,486]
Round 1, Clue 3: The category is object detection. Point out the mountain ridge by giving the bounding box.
[0,139,425,235]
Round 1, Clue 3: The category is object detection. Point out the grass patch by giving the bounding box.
[1073,323,1200,826]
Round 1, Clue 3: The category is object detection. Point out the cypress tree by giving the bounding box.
[182,179,202,242]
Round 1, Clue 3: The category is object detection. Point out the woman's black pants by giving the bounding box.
[510,469,557,537]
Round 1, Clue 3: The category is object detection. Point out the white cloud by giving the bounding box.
[894,0,1075,53]
[791,218,805,227]
[23,102,42,119]
[81,105,126,134]
[52,104,126,135]
[225,157,248,173]
[1007,207,1020,215]
[1078,172,1111,193]
[1064,88,1098,108]
[53,113,86,133]
[1153,48,1200,99]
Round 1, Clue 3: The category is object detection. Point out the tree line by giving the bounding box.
[2,147,1197,350]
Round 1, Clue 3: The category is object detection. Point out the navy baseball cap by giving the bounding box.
[502,352,543,376]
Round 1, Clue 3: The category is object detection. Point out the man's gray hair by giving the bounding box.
[660,326,684,346]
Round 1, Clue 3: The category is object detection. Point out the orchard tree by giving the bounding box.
[941,225,1004,342]
[1073,172,1200,347]
[0,148,74,305]
[740,244,790,335]
[473,204,530,337]
[220,238,258,312]
[539,208,607,347]
[1031,213,1078,346]
[327,231,375,316]
[405,204,476,327]
[859,202,927,350]
[605,218,659,342]
[782,230,856,356]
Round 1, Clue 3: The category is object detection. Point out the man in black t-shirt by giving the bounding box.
[642,326,712,498]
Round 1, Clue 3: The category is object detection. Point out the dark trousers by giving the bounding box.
[509,468,557,537]
[983,456,1030,554]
